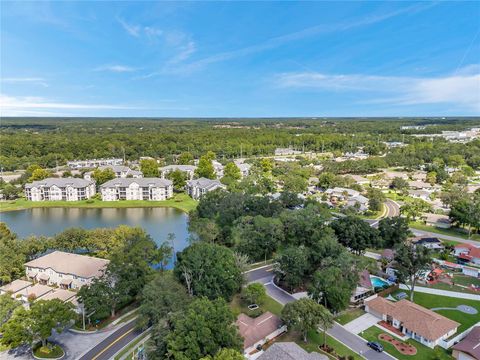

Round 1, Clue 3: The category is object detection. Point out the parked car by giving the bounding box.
[367,342,384,352]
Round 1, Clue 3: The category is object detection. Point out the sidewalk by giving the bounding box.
[399,284,480,300]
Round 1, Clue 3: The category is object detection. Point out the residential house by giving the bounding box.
[160,165,197,180]
[411,236,444,250]
[0,279,32,295]
[212,160,225,178]
[67,158,123,169]
[15,284,53,305]
[365,297,459,348]
[25,251,109,290]
[84,165,143,180]
[381,249,395,262]
[186,178,225,200]
[100,178,173,201]
[347,174,370,185]
[234,159,252,177]
[257,342,327,360]
[424,213,452,229]
[452,327,480,360]
[236,312,287,355]
[350,270,374,304]
[454,244,480,266]
[408,180,437,191]
[325,187,369,211]
[408,189,431,201]
[25,178,96,201]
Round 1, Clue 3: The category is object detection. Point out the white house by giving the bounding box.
[100,178,173,201]
[67,158,123,169]
[365,297,459,348]
[234,160,252,177]
[84,165,143,180]
[212,160,224,178]
[160,165,197,180]
[25,251,109,290]
[186,178,225,200]
[25,178,96,201]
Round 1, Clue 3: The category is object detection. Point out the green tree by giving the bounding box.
[242,283,266,305]
[378,217,411,248]
[174,242,242,300]
[400,198,432,221]
[165,297,242,360]
[138,272,191,329]
[390,177,409,192]
[0,294,21,326]
[450,197,480,236]
[28,168,51,182]
[195,155,216,179]
[426,171,437,185]
[167,169,187,191]
[366,187,386,212]
[274,246,309,291]
[281,298,331,342]
[140,159,159,177]
[317,172,337,190]
[200,348,244,360]
[331,216,381,254]
[92,167,115,185]
[394,243,432,301]
[78,274,119,321]
[222,162,241,182]
[178,152,194,165]
[282,174,308,193]
[0,223,25,285]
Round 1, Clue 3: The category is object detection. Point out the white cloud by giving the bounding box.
[117,17,141,37]
[94,65,137,73]
[117,18,162,39]
[273,68,480,112]
[1,77,48,87]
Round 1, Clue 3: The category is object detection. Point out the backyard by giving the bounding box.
[360,326,452,360]
[335,308,366,326]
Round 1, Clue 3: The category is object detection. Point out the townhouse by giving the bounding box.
[100,178,173,201]
[84,165,143,180]
[160,165,197,180]
[25,178,96,201]
[186,177,225,200]
[25,250,109,290]
[67,158,123,169]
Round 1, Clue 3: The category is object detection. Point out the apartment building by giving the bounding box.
[186,177,225,200]
[100,178,173,201]
[67,158,123,169]
[25,178,96,201]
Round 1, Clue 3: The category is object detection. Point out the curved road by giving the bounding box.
[78,320,142,360]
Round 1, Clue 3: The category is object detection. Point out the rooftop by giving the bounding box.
[236,312,284,350]
[25,177,94,189]
[452,327,480,359]
[257,342,327,360]
[0,279,32,294]
[100,177,172,188]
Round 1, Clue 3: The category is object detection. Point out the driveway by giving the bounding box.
[344,313,380,334]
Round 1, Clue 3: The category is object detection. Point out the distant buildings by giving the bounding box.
[186,178,225,200]
[324,187,369,212]
[365,297,459,348]
[25,250,109,290]
[257,342,327,360]
[160,165,197,180]
[274,148,301,156]
[25,178,96,201]
[424,213,452,229]
[100,178,173,201]
[84,165,143,180]
[67,158,123,169]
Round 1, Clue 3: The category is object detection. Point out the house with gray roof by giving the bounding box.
[25,178,96,201]
[100,178,173,201]
[84,165,143,180]
[160,165,197,180]
[257,342,327,360]
[186,177,225,200]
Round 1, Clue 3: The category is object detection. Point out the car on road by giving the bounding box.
[367,341,384,352]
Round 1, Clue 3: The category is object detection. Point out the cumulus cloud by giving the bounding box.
[274,69,480,112]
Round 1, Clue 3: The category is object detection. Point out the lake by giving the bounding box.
[0,207,190,255]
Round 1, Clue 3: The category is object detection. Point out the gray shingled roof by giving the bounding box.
[187,177,223,190]
[25,177,94,189]
[257,343,327,360]
[100,177,172,188]
[161,165,197,172]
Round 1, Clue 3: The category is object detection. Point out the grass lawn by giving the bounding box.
[230,293,283,317]
[410,221,480,242]
[360,326,452,360]
[335,308,366,325]
[0,193,197,213]
[423,281,479,295]
[33,344,65,359]
[280,330,362,360]
[392,290,480,333]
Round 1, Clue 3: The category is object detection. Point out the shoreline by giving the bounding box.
[0,194,197,214]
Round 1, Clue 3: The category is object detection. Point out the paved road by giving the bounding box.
[78,320,142,360]
[246,267,395,360]
[410,228,480,246]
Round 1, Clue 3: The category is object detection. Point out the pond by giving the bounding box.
[0,207,190,256]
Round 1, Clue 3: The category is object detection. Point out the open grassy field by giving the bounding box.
[335,308,366,325]
[360,326,452,360]
[410,221,480,241]
[0,193,197,213]
[230,293,283,317]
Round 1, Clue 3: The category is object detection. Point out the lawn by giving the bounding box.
[410,221,480,242]
[360,326,452,360]
[32,344,65,359]
[392,290,480,333]
[335,308,366,325]
[280,330,362,360]
[230,293,283,317]
[0,193,197,213]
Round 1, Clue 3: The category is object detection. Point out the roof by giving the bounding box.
[160,164,197,172]
[452,327,480,359]
[257,342,327,360]
[24,251,109,278]
[382,249,395,260]
[100,177,172,188]
[25,177,94,189]
[358,270,373,289]
[411,236,441,245]
[0,279,32,294]
[425,213,452,224]
[236,312,284,349]
[39,289,77,302]
[16,284,53,299]
[366,298,460,341]
[187,177,223,190]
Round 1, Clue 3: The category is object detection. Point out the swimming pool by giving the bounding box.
[370,276,391,289]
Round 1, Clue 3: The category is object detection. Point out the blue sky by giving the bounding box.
[1,1,479,117]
